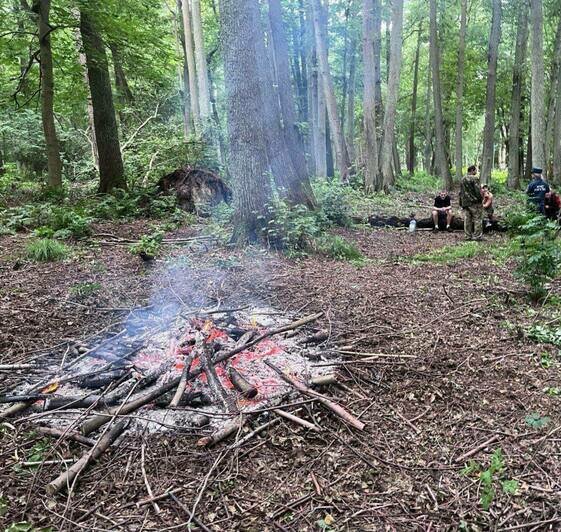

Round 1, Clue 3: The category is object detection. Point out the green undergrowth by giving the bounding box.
[409,240,505,265]
[25,238,70,262]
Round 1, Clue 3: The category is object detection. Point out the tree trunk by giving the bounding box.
[191,0,211,122]
[174,0,191,139]
[407,22,422,176]
[363,0,379,191]
[423,58,432,173]
[268,0,315,206]
[34,0,62,189]
[311,0,350,182]
[454,0,467,183]
[297,0,308,123]
[507,0,529,189]
[219,0,272,243]
[346,37,357,163]
[180,0,200,132]
[373,0,383,122]
[109,43,134,107]
[480,0,501,185]
[429,0,451,188]
[80,9,126,193]
[379,0,404,190]
[545,15,561,181]
[530,0,545,175]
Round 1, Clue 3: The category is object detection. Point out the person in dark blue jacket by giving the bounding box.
[526,168,550,214]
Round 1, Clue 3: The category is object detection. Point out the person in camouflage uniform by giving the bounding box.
[459,165,483,241]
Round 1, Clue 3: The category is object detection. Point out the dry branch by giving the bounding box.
[46,420,128,495]
[36,426,96,447]
[265,361,365,431]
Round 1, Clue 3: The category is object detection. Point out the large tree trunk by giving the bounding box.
[480,0,501,185]
[507,0,529,189]
[530,0,545,175]
[219,0,272,243]
[34,0,62,189]
[373,0,383,122]
[362,0,379,191]
[379,0,404,190]
[268,0,315,206]
[346,37,357,163]
[80,9,126,193]
[545,15,561,182]
[407,22,422,176]
[454,0,467,183]
[173,0,191,139]
[180,0,200,132]
[429,0,451,188]
[191,0,211,122]
[311,0,350,182]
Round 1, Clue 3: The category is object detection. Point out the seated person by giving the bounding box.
[481,184,494,226]
[544,191,561,221]
[432,190,452,231]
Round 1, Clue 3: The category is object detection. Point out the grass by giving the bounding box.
[25,238,69,262]
[410,241,486,264]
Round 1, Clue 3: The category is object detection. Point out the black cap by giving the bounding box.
[532,167,543,174]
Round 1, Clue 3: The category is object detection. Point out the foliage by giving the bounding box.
[411,241,486,264]
[508,215,561,300]
[70,282,102,298]
[313,234,364,264]
[396,171,441,193]
[526,324,561,346]
[525,412,551,429]
[312,178,353,226]
[129,232,163,259]
[25,239,70,262]
[461,448,518,511]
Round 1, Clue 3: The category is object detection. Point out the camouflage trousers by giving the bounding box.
[463,205,483,240]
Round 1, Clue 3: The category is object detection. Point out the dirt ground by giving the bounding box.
[1,220,560,531]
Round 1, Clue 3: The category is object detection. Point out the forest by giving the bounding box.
[1,0,561,530]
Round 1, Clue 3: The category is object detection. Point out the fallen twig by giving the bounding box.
[453,434,500,464]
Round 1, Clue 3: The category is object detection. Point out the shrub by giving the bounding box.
[313,234,364,263]
[396,171,440,193]
[129,232,163,259]
[26,239,69,262]
[509,215,561,300]
[312,179,353,227]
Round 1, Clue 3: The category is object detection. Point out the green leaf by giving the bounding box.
[501,479,519,495]
[525,412,551,429]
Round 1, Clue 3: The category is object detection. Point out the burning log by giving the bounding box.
[228,367,258,399]
[46,420,129,495]
[80,368,130,389]
[169,352,196,407]
[201,344,237,413]
[265,361,365,431]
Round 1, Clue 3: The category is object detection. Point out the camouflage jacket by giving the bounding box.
[459,174,482,208]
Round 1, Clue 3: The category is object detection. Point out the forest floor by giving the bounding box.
[1,196,561,531]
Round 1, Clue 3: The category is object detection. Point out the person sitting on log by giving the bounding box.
[432,190,452,231]
[544,191,561,221]
[481,184,494,227]
[526,167,550,214]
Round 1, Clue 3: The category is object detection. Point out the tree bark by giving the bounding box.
[346,37,357,163]
[80,9,126,193]
[407,22,422,176]
[423,58,432,173]
[454,0,467,183]
[191,0,211,123]
[373,0,383,121]
[109,43,134,107]
[219,0,272,243]
[34,0,62,189]
[180,0,200,132]
[480,0,501,185]
[268,0,315,206]
[530,0,545,175]
[363,0,379,191]
[311,0,350,182]
[174,0,191,139]
[429,0,451,188]
[507,0,529,189]
[545,15,561,181]
[379,0,404,190]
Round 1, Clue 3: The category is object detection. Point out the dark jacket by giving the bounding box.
[527,178,550,213]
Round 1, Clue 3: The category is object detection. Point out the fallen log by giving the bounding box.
[46,419,128,495]
[367,214,504,232]
[265,361,365,431]
[228,367,258,399]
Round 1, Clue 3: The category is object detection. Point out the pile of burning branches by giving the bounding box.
[0,307,365,496]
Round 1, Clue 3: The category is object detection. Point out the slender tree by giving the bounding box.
[80,9,126,193]
[379,0,404,189]
[454,0,467,182]
[311,0,350,182]
[219,0,271,242]
[346,38,357,162]
[480,0,501,185]
[407,22,422,175]
[191,0,211,122]
[545,15,561,180]
[32,0,62,188]
[180,0,200,131]
[508,0,529,189]
[423,59,432,173]
[530,0,545,175]
[363,0,379,191]
[429,0,451,187]
[373,0,383,120]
